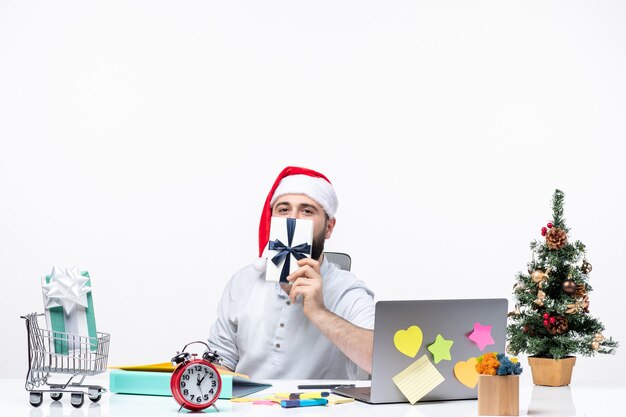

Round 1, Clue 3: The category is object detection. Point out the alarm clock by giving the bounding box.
[170,341,222,412]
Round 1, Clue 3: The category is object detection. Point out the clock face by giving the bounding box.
[177,362,220,407]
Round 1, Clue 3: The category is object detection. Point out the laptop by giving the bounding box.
[333,298,508,404]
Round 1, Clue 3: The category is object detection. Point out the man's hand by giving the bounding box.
[286,258,327,318]
[286,256,374,374]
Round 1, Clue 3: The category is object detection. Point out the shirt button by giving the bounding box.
[275,343,281,349]
[280,323,285,328]
[286,301,291,306]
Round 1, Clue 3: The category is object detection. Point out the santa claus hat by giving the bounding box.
[257,166,338,257]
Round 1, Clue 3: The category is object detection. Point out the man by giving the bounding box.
[207,166,375,379]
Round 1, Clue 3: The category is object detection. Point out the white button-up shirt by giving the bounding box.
[207,256,375,379]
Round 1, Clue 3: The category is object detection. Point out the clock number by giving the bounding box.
[183,374,190,380]
[211,380,216,387]
[180,381,186,387]
[203,394,209,400]
[209,388,214,394]
[208,372,214,378]
[195,365,203,371]
[183,389,188,396]
[197,396,202,403]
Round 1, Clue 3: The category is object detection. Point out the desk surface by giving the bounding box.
[0,372,624,417]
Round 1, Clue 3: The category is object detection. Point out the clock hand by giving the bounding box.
[198,374,206,396]
[197,369,209,385]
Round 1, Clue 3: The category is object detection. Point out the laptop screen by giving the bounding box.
[368,298,508,403]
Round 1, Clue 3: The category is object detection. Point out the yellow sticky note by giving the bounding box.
[326,394,355,405]
[392,354,445,404]
[394,325,423,357]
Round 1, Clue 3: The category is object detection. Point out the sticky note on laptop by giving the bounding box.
[392,354,445,404]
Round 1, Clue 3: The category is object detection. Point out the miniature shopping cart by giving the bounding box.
[21,313,110,408]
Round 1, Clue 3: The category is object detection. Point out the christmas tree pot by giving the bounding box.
[528,356,576,387]
[477,375,519,416]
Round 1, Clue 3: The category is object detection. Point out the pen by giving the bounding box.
[280,398,329,408]
[275,391,330,399]
[297,383,356,389]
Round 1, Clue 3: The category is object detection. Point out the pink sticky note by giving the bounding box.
[252,400,278,405]
[468,322,495,351]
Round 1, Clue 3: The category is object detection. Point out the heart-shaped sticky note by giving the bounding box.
[393,325,423,358]
[453,357,479,389]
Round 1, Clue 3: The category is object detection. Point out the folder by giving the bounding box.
[109,364,271,399]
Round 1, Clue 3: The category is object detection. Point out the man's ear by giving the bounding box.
[325,217,336,239]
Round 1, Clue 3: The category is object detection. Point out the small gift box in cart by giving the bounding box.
[23,266,110,408]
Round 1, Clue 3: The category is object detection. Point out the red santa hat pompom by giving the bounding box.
[257,166,338,258]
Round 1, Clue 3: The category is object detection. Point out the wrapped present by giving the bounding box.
[41,266,98,354]
[266,217,313,283]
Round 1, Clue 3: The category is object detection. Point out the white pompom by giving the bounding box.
[252,256,267,271]
[252,246,269,271]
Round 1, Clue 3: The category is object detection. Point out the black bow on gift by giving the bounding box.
[268,218,312,283]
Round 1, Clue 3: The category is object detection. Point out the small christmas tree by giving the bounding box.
[507,189,617,359]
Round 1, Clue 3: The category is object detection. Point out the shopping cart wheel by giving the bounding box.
[88,387,102,403]
[29,392,43,407]
[70,392,84,408]
[50,392,63,401]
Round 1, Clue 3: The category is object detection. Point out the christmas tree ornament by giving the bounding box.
[531,270,547,283]
[562,279,577,295]
[507,305,521,317]
[545,315,569,335]
[547,222,553,228]
[582,259,592,274]
[545,227,568,250]
[565,295,590,314]
[575,284,587,298]
[541,227,547,237]
[591,333,605,350]
[533,290,546,307]
[565,304,578,314]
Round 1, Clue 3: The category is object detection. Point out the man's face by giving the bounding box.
[271,194,336,260]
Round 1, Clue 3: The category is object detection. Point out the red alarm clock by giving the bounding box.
[170,341,222,412]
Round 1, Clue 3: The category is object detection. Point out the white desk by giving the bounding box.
[1,373,624,417]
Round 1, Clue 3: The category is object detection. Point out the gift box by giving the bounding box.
[266,217,313,283]
[41,266,98,355]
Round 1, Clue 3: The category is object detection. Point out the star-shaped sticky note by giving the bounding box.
[468,322,495,351]
[427,334,454,364]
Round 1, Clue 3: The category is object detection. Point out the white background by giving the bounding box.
[1,0,625,383]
